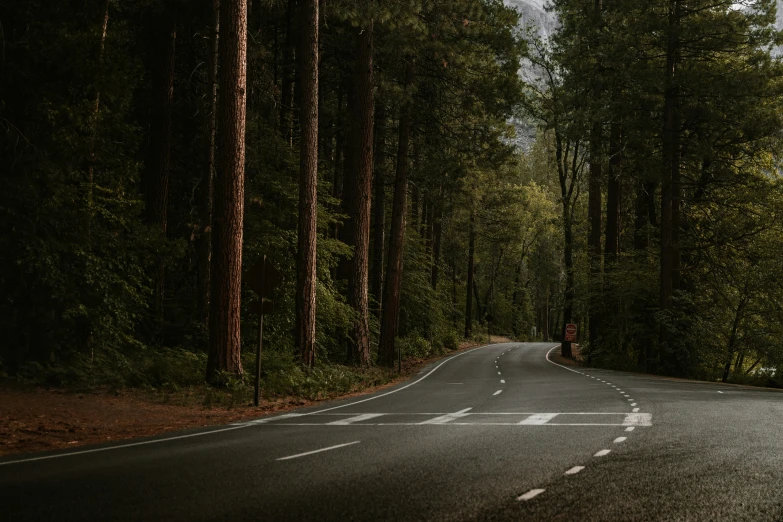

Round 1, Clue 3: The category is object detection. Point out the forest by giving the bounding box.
[1,0,782,398]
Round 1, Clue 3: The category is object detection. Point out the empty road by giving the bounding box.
[2,342,782,521]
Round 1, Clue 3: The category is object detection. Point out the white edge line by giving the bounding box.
[276,441,360,461]
[0,425,248,467]
[2,344,495,467]
[280,344,491,417]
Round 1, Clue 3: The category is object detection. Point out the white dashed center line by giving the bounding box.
[614,437,627,444]
[277,441,360,461]
[517,489,546,501]
[565,466,585,475]
[493,390,503,396]
[594,449,611,457]
[632,408,640,413]
[626,427,635,432]
[500,379,505,383]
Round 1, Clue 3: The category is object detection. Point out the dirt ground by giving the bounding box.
[551,342,584,367]
[0,337,512,457]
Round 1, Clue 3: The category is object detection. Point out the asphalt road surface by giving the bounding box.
[2,342,783,521]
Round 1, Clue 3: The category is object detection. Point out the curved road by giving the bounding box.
[2,342,782,521]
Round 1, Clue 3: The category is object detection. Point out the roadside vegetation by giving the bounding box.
[1,0,782,405]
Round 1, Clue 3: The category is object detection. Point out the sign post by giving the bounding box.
[248,255,282,407]
[565,323,578,343]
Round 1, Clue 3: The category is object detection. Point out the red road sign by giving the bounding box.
[565,323,578,342]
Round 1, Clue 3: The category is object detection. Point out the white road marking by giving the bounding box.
[627,399,634,401]
[623,394,630,397]
[420,408,473,425]
[630,402,637,407]
[517,489,546,501]
[519,413,559,425]
[276,441,360,461]
[623,413,652,426]
[498,372,502,375]
[500,380,506,383]
[614,437,627,443]
[448,383,464,385]
[270,344,491,418]
[594,449,611,457]
[718,391,724,394]
[0,424,250,467]
[626,427,635,432]
[327,414,384,425]
[565,466,585,475]
[632,408,640,413]
[494,390,503,396]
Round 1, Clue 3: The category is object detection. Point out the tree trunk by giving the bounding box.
[198,0,219,327]
[431,196,442,290]
[634,181,652,251]
[464,210,475,338]
[87,0,110,241]
[345,22,374,367]
[279,0,296,142]
[378,59,413,367]
[371,102,386,316]
[206,0,247,381]
[605,122,621,262]
[144,9,176,317]
[659,0,681,373]
[586,0,603,360]
[295,0,319,367]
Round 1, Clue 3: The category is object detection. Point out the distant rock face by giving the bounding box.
[504,0,558,150]
[504,0,558,41]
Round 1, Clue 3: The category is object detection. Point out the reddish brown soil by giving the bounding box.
[551,343,584,367]
[0,338,509,457]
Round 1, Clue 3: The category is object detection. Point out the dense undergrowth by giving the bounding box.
[4,330,483,406]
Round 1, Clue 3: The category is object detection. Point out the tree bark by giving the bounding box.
[659,0,681,373]
[378,59,413,367]
[587,0,603,360]
[279,0,296,142]
[143,9,176,317]
[371,102,386,316]
[206,0,247,380]
[605,122,621,261]
[431,195,442,290]
[295,0,319,367]
[345,22,374,367]
[464,210,475,338]
[198,0,220,327]
[87,0,110,241]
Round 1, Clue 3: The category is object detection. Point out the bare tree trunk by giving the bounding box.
[198,0,220,327]
[587,0,603,361]
[371,102,386,316]
[206,0,247,380]
[144,9,177,317]
[279,0,296,143]
[605,122,621,262]
[431,195,442,290]
[295,0,319,367]
[464,210,475,339]
[659,0,681,373]
[87,0,110,240]
[345,22,374,367]
[378,59,413,367]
